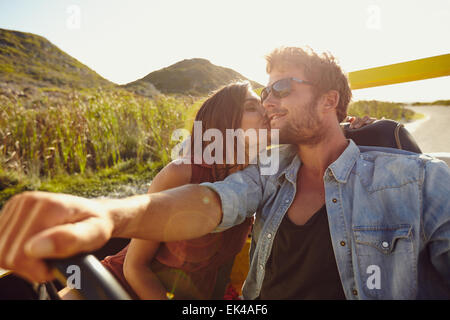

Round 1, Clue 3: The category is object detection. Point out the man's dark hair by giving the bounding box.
[266,46,352,122]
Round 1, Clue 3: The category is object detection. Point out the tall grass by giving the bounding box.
[0,90,189,183]
[348,100,415,121]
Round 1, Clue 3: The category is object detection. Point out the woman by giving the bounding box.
[102,81,267,300]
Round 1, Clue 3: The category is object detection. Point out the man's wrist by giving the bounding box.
[95,195,151,239]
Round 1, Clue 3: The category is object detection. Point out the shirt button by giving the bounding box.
[260,265,264,270]
[267,233,272,239]
[352,289,358,296]
[332,198,338,203]
[382,241,389,248]
[340,241,346,246]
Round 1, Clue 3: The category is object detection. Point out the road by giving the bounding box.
[404,106,450,154]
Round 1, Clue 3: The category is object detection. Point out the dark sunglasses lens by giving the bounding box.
[261,87,270,102]
[261,78,292,102]
[272,78,291,98]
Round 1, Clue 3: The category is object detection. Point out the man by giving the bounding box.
[0,47,449,299]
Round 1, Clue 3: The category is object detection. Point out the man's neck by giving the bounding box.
[296,126,348,179]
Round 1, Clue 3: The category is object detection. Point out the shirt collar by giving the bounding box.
[276,139,360,185]
[276,153,301,184]
[328,139,360,183]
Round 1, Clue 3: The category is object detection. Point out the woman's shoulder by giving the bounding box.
[149,160,192,192]
[164,160,192,182]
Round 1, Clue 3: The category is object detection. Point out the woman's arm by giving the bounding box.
[123,161,191,299]
[123,239,166,299]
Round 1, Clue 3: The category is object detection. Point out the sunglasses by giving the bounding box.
[260,77,314,103]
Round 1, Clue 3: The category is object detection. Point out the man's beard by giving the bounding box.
[278,97,327,146]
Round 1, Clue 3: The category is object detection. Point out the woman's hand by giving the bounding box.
[346,115,377,129]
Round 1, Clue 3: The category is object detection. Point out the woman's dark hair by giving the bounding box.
[189,81,251,179]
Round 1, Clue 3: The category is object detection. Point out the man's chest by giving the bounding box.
[286,175,325,226]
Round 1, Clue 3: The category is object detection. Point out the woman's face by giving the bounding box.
[239,89,269,151]
[240,89,267,132]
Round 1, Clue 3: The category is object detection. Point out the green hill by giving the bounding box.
[0,28,115,92]
[0,28,262,99]
[124,58,263,96]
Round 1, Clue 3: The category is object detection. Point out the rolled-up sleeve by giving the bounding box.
[201,164,264,232]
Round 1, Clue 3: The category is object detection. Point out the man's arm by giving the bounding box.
[109,184,223,241]
[0,185,222,283]
[0,162,265,283]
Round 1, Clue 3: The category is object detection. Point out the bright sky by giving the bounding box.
[0,0,449,102]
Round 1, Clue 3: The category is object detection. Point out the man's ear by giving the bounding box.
[322,90,340,111]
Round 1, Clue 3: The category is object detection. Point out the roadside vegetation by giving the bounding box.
[348,100,416,122]
[410,100,450,106]
[0,89,193,208]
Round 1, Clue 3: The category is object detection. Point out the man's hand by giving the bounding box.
[0,191,114,283]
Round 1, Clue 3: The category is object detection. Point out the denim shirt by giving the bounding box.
[201,139,450,300]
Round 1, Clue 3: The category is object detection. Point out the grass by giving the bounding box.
[0,89,188,175]
[0,159,162,207]
[0,88,193,208]
[410,111,426,121]
[348,100,415,121]
[410,100,450,106]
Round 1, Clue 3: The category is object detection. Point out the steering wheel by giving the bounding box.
[45,254,131,300]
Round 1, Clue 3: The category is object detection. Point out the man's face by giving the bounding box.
[262,66,327,145]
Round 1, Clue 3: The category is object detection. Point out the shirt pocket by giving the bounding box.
[353,225,417,299]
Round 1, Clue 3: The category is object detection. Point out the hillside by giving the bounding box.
[0,28,262,99]
[0,28,115,94]
[124,58,263,96]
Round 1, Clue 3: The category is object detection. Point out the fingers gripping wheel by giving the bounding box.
[47,254,131,300]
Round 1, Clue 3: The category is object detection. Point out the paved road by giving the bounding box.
[404,106,450,154]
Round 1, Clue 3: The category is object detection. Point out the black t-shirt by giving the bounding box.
[257,205,346,300]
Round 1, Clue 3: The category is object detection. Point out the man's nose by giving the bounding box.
[262,92,278,111]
